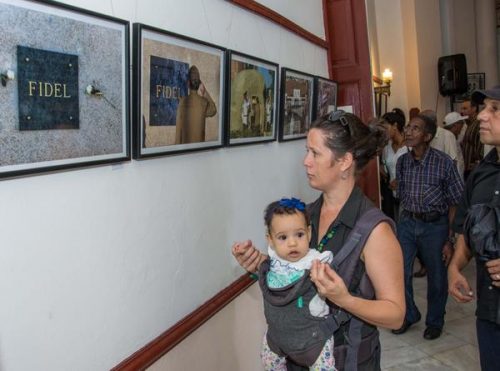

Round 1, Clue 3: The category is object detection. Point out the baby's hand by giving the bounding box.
[231,240,263,273]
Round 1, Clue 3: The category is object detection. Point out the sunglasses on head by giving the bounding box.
[327,110,351,135]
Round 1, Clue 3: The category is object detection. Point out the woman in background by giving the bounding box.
[381,109,408,221]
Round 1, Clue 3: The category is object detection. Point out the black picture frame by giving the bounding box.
[313,76,338,121]
[454,72,486,102]
[133,23,226,158]
[467,72,485,94]
[226,50,278,146]
[0,0,130,179]
[278,67,314,141]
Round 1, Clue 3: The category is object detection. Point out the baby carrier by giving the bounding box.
[258,207,394,370]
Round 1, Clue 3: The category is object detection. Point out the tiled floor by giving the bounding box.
[380,263,480,370]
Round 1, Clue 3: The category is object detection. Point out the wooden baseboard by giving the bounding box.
[111,273,255,371]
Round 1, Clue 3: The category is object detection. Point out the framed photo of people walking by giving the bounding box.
[226,51,278,146]
[313,76,338,121]
[279,68,314,141]
[0,0,130,179]
[133,23,225,158]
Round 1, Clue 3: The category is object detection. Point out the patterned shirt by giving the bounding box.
[461,118,483,172]
[396,147,464,214]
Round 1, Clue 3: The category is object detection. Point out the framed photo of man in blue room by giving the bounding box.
[278,68,314,142]
[133,23,226,158]
[0,0,130,179]
[226,51,278,146]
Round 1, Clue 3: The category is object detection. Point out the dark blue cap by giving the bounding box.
[472,85,500,104]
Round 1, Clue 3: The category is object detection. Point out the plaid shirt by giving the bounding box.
[396,147,464,214]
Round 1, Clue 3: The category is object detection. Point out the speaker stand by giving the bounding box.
[449,95,455,113]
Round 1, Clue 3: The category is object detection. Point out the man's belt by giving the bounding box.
[403,210,444,223]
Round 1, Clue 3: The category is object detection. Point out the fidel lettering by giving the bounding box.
[28,81,71,98]
[155,84,182,99]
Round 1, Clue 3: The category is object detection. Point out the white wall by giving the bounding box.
[414,0,444,115]
[401,0,421,112]
[367,0,485,121]
[365,0,380,79]
[256,0,326,40]
[373,0,409,113]
[0,1,327,370]
[452,0,477,72]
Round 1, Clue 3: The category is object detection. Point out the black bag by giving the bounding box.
[463,174,500,261]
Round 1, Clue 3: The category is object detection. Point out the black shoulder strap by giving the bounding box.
[330,207,394,371]
[331,207,394,271]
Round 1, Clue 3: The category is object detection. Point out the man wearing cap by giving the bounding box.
[449,86,500,371]
[460,98,484,179]
[443,111,468,179]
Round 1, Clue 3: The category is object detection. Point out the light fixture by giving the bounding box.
[382,68,393,84]
[374,68,393,116]
[374,68,392,96]
[1,69,15,87]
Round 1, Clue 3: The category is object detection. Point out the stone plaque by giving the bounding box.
[17,46,79,130]
[149,55,188,126]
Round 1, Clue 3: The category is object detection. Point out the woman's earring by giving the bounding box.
[341,171,348,180]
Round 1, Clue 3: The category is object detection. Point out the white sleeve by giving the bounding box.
[444,131,458,160]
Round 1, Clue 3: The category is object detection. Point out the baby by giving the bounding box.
[258,197,335,371]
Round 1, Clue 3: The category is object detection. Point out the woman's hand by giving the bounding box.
[231,240,265,273]
[310,260,351,307]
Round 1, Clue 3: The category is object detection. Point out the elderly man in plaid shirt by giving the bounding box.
[391,113,464,340]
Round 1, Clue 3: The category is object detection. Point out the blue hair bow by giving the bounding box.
[279,197,306,211]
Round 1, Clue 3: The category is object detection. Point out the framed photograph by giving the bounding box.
[226,51,278,146]
[313,76,338,120]
[0,0,130,179]
[467,73,485,95]
[455,72,486,102]
[133,23,225,158]
[279,68,314,141]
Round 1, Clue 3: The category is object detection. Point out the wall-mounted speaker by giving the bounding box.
[438,54,467,96]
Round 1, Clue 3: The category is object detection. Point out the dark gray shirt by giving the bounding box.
[453,149,500,324]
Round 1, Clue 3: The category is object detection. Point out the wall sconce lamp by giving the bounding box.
[1,69,15,87]
[382,68,393,85]
[374,68,393,116]
[374,68,392,96]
